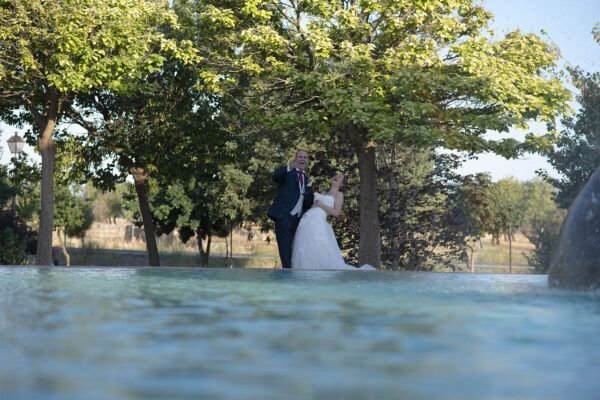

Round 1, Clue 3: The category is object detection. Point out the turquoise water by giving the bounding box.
[0,267,599,400]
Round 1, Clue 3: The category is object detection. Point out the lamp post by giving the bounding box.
[7,133,25,217]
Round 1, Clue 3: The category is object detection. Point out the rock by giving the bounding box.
[549,168,600,289]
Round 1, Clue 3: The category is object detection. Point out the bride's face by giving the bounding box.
[331,174,344,189]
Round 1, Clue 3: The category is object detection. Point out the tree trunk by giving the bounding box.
[206,234,212,266]
[350,127,381,268]
[130,167,160,266]
[196,228,211,267]
[386,163,400,271]
[36,100,58,265]
[229,228,234,268]
[508,234,512,274]
[57,229,71,266]
[197,232,207,267]
[225,233,230,266]
[469,242,475,273]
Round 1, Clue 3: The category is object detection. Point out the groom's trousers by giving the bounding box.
[274,215,300,269]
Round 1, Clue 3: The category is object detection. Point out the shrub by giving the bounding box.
[523,212,565,274]
[0,212,37,265]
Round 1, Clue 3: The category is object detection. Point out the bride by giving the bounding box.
[291,174,376,270]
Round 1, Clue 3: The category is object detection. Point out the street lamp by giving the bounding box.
[7,134,25,155]
[6,133,25,217]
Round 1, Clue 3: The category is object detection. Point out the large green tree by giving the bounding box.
[534,27,599,271]
[378,149,471,271]
[61,59,203,266]
[0,0,196,265]
[540,26,599,208]
[224,0,570,266]
[543,67,600,208]
[54,0,243,266]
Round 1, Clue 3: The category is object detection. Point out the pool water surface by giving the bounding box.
[0,267,599,399]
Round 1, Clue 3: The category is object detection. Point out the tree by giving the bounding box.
[0,155,15,209]
[521,179,565,273]
[379,149,472,270]
[227,0,571,266]
[0,0,196,265]
[7,153,42,225]
[329,145,473,271]
[460,173,493,271]
[535,27,598,271]
[64,64,202,266]
[541,27,599,209]
[0,156,37,264]
[0,212,37,265]
[89,184,126,224]
[54,184,94,266]
[485,178,526,273]
[543,68,600,208]
[129,94,255,268]
[150,164,252,267]
[51,1,244,266]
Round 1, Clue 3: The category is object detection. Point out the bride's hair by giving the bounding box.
[332,173,344,188]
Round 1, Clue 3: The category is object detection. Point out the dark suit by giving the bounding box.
[268,166,314,268]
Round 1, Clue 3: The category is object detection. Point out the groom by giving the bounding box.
[268,150,314,268]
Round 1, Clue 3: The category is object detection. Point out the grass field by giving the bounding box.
[470,232,534,266]
[51,219,537,273]
[62,247,278,268]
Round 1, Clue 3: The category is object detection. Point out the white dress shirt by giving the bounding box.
[288,166,305,216]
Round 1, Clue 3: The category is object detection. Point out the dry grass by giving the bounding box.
[54,219,279,268]
[473,233,534,266]
[63,247,278,268]
[53,219,537,272]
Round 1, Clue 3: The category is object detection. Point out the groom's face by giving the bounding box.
[294,151,309,171]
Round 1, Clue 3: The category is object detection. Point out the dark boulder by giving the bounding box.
[549,168,600,289]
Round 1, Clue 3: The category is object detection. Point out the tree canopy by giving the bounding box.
[0,0,575,268]
[543,68,600,208]
[0,0,197,264]
[221,0,571,265]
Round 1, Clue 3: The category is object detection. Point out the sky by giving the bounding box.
[1,0,599,181]
[456,0,599,180]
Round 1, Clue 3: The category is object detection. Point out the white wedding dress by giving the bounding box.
[291,193,376,270]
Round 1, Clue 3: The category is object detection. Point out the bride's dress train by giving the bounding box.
[291,193,376,271]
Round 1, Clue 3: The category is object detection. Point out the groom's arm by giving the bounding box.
[272,165,290,184]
